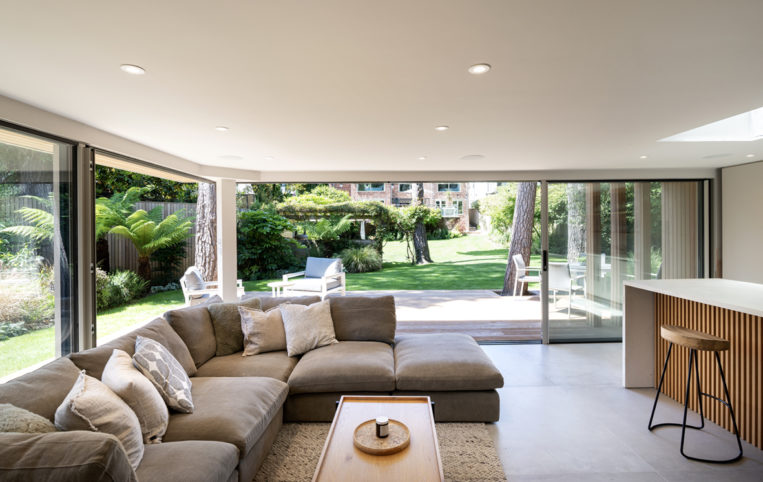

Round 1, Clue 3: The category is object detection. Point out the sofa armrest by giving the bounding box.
[283,271,305,282]
[0,431,137,482]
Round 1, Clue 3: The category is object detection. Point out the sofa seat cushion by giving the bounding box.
[70,318,197,379]
[0,357,81,421]
[394,334,504,391]
[287,341,395,394]
[162,377,287,455]
[0,431,136,482]
[290,278,341,292]
[137,440,238,482]
[194,351,298,382]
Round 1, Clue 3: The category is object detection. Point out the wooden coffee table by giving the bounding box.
[313,395,444,482]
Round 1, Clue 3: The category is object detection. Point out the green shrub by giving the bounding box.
[0,266,55,340]
[340,246,383,273]
[237,210,300,280]
[96,268,148,312]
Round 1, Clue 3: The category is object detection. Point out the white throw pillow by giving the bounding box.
[280,300,338,356]
[132,336,194,413]
[0,403,56,434]
[54,371,144,470]
[102,349,169,443]
[239,305,288,356]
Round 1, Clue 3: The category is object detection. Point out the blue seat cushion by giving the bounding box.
[304,257,342,278]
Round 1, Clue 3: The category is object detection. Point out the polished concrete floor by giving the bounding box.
[481,343,763,481]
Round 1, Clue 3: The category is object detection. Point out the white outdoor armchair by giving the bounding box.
[282,257,346,299]
[512,254,541,296]
[180,266,244,305]
[548,262,585,316]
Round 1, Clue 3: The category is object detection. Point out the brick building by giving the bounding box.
[329,182,469,231]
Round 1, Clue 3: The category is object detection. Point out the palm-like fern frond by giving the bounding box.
[0,194,55,242]
[109,208,194,258]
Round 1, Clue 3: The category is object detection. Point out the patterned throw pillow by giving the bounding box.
[132,336,194,413]
[280,300,338,356]
[0,403,56,434]
[238,305,289,356]
[54,371,144,470]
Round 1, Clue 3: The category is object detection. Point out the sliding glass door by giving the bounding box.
[543,181,704,342]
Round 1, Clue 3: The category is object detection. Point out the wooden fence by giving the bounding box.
[107,202,197,282]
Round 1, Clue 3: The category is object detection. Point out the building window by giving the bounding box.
[398,183,412,192]
[0,124,76,378]
[437,183,460,192]
[357,183,385,192]
[455,200,464,214]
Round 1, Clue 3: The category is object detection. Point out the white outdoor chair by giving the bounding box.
[512,254,541,296]
[282,257,346,300]
[548,262,585,316]
[180,266,244,305]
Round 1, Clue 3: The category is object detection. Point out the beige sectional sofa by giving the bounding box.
[0,295,503,482]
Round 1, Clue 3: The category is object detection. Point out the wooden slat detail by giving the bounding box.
[655,293,762,450]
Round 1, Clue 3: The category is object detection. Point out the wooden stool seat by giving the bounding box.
[660,325,730,352]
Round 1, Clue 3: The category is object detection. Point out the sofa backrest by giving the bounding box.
[305,257,342,278]
[69,318,197,379]
[164,303,217,368]
[260,295,322,311]
[0,357,81,421]
[328,295,396,344]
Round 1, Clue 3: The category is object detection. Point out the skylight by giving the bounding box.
[661,106,763,142]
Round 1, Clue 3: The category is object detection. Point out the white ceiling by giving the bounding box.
[1,0,762,174]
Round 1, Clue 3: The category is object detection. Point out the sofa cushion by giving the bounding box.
[0,431,136,482]
[133,337,194,414]
[0,404,56,433]
[137,440,238,482]
[287,341,395,394]
[304,257,341,278]
[162,377,288,455]
[394,334,504,391]
[208,297,263,357]
[70,318,197,379]
[164,302,218,367]
[259,295,321,311]
[101,349,169,443]
[290,277,341,292]
[280,300,338,356]
[328,295,396,344]
[194,351,298,382]
[0,357,81,421]
[54,371,144,470]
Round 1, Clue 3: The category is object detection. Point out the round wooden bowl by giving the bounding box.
[353,419,410,456]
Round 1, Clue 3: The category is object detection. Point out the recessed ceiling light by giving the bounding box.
[468,63,491,75]
[264,156,275,161]
[417,156,427,161]
[120,64,145,75]
[215,126,229,132]
[746,154,755,158]
[460,154,485,161]
[640,155,648,159]
[435,126,449,131]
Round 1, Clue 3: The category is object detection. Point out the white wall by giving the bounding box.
[722,160,763,283]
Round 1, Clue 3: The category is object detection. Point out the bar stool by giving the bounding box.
[648,325,743,463]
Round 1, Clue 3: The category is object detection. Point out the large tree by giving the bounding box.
[502,182,537,295]
[566,183,586,263]
[195,183,217,281]
[413,183,433,264]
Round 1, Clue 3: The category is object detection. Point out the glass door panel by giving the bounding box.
[546,181,703,342]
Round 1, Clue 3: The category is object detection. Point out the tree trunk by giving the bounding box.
[566,183,585,264]
[195,182,217,281]
[137,255,151,282]
[502,182,537,296]
[96,237,110,272]
[413,183,433,264]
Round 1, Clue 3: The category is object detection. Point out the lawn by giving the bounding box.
[1,234,521,378]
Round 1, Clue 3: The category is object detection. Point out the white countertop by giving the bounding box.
[624,278,763,317]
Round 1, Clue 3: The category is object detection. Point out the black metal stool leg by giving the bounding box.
[693,349,705,430]
[679,349,696,458]
[648,343,673,430]
[712,351,743,462]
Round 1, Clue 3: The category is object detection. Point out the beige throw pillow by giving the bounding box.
[0,403,56,434]
[102,349,169,444]
[239,305,289,356]
[54,371,144,470]
[132,336,194,413]
[280,300,338,356]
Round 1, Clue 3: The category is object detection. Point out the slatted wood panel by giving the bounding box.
[655,294,762,450]
[107,202,197,279]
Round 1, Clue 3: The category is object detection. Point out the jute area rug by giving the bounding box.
[254,423,507,482]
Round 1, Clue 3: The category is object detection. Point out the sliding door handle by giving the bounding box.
[542,250,548,271]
